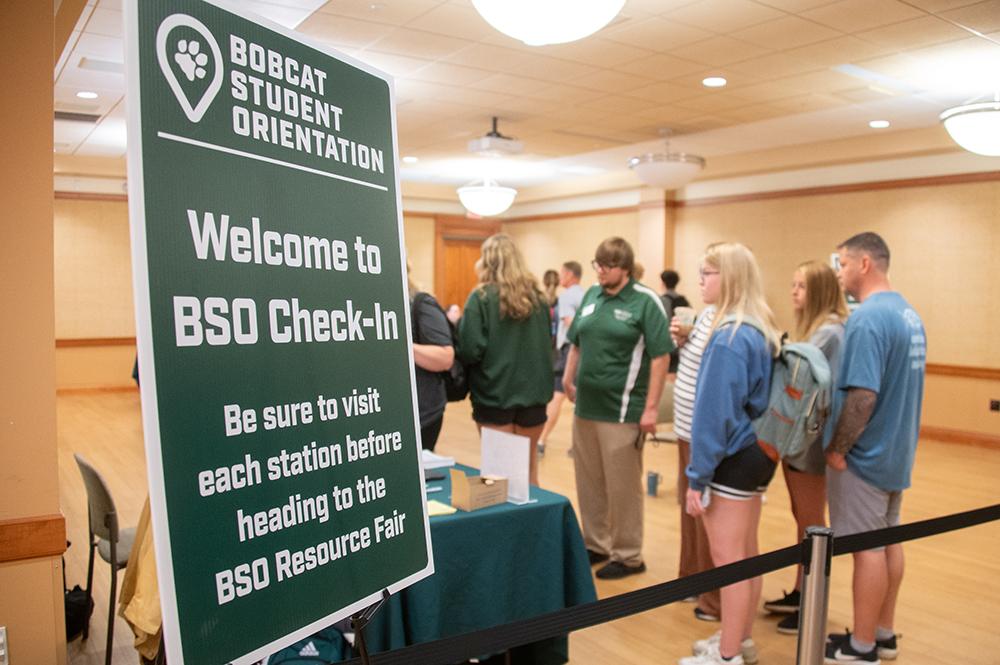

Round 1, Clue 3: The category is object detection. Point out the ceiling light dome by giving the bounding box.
[628,131,705,189]
[471,0,626,46]
[940,99,1000,157]
[457,179,517,217]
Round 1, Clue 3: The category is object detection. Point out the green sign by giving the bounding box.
[124,1,432,662]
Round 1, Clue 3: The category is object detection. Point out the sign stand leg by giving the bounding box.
[351,588,391,665]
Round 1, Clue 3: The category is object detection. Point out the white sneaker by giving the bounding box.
[679,641,745,665]
[691,631,758,665]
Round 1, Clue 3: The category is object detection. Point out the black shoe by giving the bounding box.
[776,611,799,634]
[693,606,720,622]
[586,549,609,565]
[763,588,800,614]
[829,631,898,660]
[824,634,880,663]
[595,561,645,579]
[875,634,899,660]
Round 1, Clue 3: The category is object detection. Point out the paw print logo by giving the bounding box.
[157,14,223,123]
[174,39,209,81]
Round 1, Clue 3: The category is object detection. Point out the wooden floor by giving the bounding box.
[59,390,1000,665]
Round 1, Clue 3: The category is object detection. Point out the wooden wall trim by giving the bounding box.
[678,170,1000,209]
[57,386,138,395]
[0,514,67,563]
[926,363,1000,381]
[56,336,136,348]
[921,426,1000,448]
[54,191,127,202]
[504,199,670,224]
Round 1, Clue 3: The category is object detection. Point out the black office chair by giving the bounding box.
[74,453,136,665]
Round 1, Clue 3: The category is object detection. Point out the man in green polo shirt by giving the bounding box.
[563,237,672,579]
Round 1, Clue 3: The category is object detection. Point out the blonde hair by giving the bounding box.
[543,269,560,306]
[792,260,849,342]
[475,234,542,320]
[703,242,782,353]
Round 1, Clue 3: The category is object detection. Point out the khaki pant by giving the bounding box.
[678,438,721,615]
[572,416,644,567]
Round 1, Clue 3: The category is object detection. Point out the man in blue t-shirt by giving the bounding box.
[824,232,926,664]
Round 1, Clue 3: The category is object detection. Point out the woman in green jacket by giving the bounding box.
[457,234,554,486]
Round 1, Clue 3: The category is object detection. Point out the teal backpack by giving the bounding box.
[717,316,832,460]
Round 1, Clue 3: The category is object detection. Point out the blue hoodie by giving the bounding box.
[686,323,772,492]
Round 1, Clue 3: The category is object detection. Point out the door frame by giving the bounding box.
[433,215,501,299]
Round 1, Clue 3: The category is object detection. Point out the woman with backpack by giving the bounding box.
[457,234,553,486]
[762,260,848,633]
[408,263,455,452]
[681,242,782,665]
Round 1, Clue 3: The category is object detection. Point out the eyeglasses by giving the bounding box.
[591,260,620,272]
[698,268,720,279]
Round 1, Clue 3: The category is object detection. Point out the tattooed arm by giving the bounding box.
[825,387,877,470]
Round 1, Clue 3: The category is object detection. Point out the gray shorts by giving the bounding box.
[827,466,902,551]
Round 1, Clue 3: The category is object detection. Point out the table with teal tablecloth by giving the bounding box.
[362,464,597,664]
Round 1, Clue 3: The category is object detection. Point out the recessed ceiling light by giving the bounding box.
[869,120,890,129]
[702,77,727,88]
[402,156,419,164]
[76,91,99,99]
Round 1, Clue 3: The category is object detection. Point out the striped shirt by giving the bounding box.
[672,306,716,440]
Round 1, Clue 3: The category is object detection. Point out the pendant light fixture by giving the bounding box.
[457,117,520,217]
[457,179,518,217]
[470,0,626,46]
[628,131,705,190]
[940,95,1000,157]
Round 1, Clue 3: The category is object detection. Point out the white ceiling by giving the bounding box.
[54,0,1000,188]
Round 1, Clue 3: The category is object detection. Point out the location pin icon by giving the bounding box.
[156,14,224,123]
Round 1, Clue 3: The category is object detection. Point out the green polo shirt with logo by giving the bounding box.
[567,279,673,423]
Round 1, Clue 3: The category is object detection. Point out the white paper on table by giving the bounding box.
[480,427,531,504]
[420,448,455,470]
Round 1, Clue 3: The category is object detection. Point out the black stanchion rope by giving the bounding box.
[338,503,1000,665]
[340,545,800,665]
[833,502,1000,555]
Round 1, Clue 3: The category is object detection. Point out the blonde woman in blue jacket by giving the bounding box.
[681,242,781,665]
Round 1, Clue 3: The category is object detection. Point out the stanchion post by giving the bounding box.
[796,526,833,665]
[352,588,391,665]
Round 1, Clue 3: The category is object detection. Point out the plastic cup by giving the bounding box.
[673,306,696,339]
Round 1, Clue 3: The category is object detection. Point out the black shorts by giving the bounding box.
[709,443,777,501]
[473,403,547,428]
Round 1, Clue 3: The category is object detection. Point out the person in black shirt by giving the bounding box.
[660,269,690,375]
[408,266,455,451]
